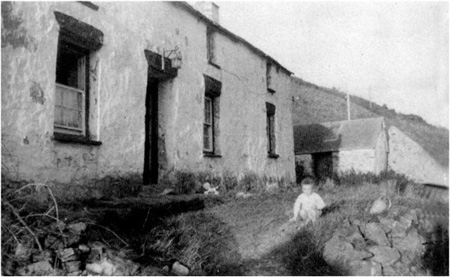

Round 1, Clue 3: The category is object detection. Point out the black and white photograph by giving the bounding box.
[1,1,448,275]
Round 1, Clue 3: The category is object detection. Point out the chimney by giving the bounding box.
[192,1,220,24]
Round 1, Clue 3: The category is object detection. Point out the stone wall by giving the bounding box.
[388,126,448,185]
[338,149,376,174]
[1,2,295,190]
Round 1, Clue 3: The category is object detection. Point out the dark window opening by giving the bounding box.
[266,102,277,157]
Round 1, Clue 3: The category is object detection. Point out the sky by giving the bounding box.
[217,1,449,128]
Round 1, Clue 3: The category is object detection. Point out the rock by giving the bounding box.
[392,229,424,253]
[236,191,252,199]
[16,261,53,276]
[365,222,390,246]
[159,188,175,196]
[368,246,401,266]
[399,212,416,229]
[382,265,397,276]
[78,244,90,253]
[323,233,373,264]
[86,258,117,275]
[45,235,65,250]
[171,261,189,276]
[64,260,81,273]
[369,196,391,215]
[390,221,408,238]
[57,248,77,262]
[32,250,52,263]
[265,182,279,193]
[348,260,382,276]
[379,217,396,231]
[14,243,32,260]
[67,222,87,234]
[141,266,166,276]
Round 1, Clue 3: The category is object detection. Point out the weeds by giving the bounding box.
[142,211,241,275]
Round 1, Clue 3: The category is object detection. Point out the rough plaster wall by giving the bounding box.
[338,149,376,174]
[388,126,448,185]
[2,2,295,185]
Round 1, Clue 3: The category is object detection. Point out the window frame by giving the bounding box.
[54,40,89,136]
[266,102,278,158]
[203,75,222,157]
[52,11,103,145]
[203,96,214,153]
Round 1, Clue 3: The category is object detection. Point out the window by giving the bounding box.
[207,26,220,68]
[203,75,221,156]
[53,11,103,143]
[266,61,275,93]
[54,41,88,135]
[266,102,278,157]
[203,96,214,152]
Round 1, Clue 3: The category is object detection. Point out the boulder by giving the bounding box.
[365,222,390,246]
[348,260,382,276]
[67,222,87,234]
[368,246,401,266]
[323,233,373,265]
[392,229,425,254]
[16,261,54,276]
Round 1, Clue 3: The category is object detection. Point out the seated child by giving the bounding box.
[289,177,325,224]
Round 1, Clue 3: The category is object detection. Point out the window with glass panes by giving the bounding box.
[204,96,214,152]
[54,40,88,135]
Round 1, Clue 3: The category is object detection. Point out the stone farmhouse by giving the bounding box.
[1,1,296,191]
[294,117,389,180]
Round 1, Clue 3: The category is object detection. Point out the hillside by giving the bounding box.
[292,77,449,168]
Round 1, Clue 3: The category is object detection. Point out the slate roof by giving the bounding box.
[294,117,386,155]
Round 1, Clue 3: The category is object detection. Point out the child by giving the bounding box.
[289,177,325,224]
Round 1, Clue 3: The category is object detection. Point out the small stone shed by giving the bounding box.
[294,117,389,179]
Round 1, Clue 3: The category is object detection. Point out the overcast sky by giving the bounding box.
[217,1,449,128]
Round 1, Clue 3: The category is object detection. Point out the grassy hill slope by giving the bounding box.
[292,77,449,168]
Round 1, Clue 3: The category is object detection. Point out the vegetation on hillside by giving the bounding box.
[292,77,449,167]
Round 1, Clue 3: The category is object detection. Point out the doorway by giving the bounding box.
[143,77,159,185]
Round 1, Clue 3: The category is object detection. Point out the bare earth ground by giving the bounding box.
[209,191,301,275]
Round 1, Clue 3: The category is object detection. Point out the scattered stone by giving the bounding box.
[15,243,32,260]
[86,258,117,275]
[323,233,373,264]
[382,265,397,276]
[203,182,219,195]
[348,260,382,276]
[171,261,190,276]
[369,196,391,215]
[32,250,52,263]
[365,222,390,246]
[236,191,252,199]
[392,228,425,255]
[45,235,65,250]
[16,261,53,276]
[64,260,81,273]
[67,222,87,234]
[78,244,90,253]
[57,248,77,262]
[368,246,401,266]
[159,188,175,196]
[265,182,279,193]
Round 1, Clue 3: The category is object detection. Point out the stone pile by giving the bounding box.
[323,209,429,276]
[4,221,178,276]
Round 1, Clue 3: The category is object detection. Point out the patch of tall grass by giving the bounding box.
[142,211,242,275]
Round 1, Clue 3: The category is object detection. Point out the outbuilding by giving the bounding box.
[294,117,388,180]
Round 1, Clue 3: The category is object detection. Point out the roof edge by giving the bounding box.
[172,1,293,75]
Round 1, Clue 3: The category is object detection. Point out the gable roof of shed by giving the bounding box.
[294,117,385,155]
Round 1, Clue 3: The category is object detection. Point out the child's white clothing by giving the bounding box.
[293,192,325,222]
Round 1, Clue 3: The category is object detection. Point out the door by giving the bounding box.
[143,78,159,185]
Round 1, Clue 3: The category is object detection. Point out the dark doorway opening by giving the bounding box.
[144,78,159,185]
[312,152,333,182]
